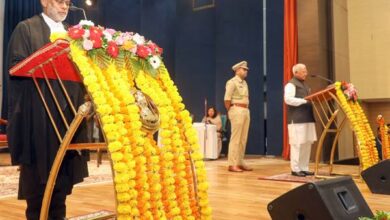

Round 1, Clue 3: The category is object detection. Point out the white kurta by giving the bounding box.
[284,82,317,172]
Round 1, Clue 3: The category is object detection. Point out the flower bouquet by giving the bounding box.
[51,20,212,220]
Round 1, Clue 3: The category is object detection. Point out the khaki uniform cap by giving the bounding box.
[232,61,249,71]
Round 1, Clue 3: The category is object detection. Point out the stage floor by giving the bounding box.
[0,154,388,220]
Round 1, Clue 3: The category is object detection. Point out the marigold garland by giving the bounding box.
[335,82,379,170]
[51,20,211,220]
[376,115,390,160]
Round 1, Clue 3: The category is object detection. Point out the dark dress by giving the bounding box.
[6,13,89,212]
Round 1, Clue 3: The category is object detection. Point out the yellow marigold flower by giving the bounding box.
[108,141,123,152]
[132,146,144,155]
[87,83,99,93]
[116,192,131,202]
[170,207,181,216]
[130,121,142,130]
[113,162,128,172]
[115,183,130,193]
[122,40,136,50]
[117,204,132,214]
[125,169,136,179]
[160,130,172,138]
[114,173,130,184]
[162,139,172,146]
[150,156,160,164]
[126,158,136,167]
[50,32,68,42]
[198,182,209,192]
[101,115,115,124]
[151,183,162,193]
[106,131,120,140]
[163,152,174,161]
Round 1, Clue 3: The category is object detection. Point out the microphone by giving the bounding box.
[310,74,333,84]
[69,4,87,20]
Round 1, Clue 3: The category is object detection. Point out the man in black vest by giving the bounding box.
[7,0,89,219]
[284,63,317,177]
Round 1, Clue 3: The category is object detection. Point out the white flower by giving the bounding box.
[103,30,113,42]
[83,29,90,38]
[83,39,93,51]
[123,32,133,41]
[132,33,145,45]
[149,56,161,69]
[79,20,95,26]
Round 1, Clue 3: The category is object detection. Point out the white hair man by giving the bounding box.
[7,0,89,219]
[284,63,317,177]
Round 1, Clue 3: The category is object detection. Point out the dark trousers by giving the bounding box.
[20,164,70,220]
[25,187,67,220]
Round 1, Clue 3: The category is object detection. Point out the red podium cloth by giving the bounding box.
[0,134,7,142]
[9,39,81,82]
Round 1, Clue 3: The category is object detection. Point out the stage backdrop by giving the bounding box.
[2,0,284,155]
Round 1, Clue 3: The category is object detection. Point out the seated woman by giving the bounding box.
[202,106,222,158]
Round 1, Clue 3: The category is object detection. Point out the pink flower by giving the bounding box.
[107,41,119,58]
[136,45,151,58]
[105,28,116,35]
[115,35,125,46]
[148,42,158,55]
[82,39,93,51]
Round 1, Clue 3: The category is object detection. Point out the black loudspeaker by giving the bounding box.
[361,159,390,195]
[267,176,373,220]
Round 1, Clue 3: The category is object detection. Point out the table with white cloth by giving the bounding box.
[192,122,218,159]
[158,123,218,159]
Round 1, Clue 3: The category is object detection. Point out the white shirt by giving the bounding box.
[284,83,308,106]
[41,13,66,34]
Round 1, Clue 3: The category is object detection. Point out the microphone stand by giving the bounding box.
[204,98,208,160]
[310,74,334,84]
[69,4,87,20]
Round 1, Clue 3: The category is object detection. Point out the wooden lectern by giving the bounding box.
[10,40,114,220]
[305,85,359,178]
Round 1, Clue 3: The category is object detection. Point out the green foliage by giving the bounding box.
[359,211,390,220]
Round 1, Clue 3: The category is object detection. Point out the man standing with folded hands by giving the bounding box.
[224,61,252,172]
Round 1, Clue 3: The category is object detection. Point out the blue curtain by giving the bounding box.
[2,0,42,121]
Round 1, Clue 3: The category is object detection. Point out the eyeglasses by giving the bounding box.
[54,0,72,7]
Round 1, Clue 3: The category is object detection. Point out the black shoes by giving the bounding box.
[291,171,314,177]
[302,171,314,176]
[291,171,306,177]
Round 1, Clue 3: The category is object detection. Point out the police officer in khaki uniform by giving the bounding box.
[224,61,252,172]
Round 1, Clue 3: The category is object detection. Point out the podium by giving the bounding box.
[305,83,379,178]
[10,40,112,220]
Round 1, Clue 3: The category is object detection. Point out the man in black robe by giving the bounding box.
[6,0,89,219]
